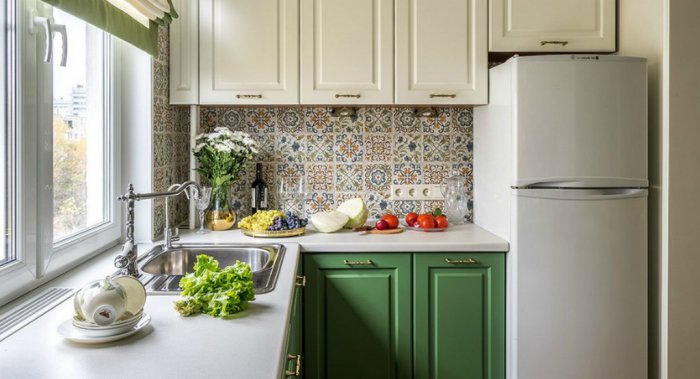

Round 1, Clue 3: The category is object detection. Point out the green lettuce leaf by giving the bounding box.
[174,255,256,318]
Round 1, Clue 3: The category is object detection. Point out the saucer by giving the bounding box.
[59,314,151,344]
[72,312,144,336]
[113,276,147,315]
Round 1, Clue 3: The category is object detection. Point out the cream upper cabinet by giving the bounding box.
[199,0,299,105]
[489,0,616,52]
[395,0,487,105]
[169,0,199,104]
[300,0,394,104]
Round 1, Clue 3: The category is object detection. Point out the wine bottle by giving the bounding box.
[251,163,268,213]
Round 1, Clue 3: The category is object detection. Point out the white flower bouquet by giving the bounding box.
[193,127,258,214]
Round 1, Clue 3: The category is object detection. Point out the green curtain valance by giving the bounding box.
[41,0,178,57]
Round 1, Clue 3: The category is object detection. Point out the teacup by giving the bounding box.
[74,276,127,326]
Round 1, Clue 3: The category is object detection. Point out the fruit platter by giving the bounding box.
[403,208,449,232]
[238,210,308,238]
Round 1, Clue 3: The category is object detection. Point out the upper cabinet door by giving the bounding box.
[199,0,299,105]
[300,0,394,104]
[169,0,199,104]
[489,0,616,52]
[396,0,487,105]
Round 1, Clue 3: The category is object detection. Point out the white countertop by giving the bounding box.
[177,222,509,252]
[0,223,507,379]
[0,243,301,379]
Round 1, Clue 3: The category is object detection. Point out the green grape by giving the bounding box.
[237,210,284,231]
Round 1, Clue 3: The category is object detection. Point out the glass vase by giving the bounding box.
[206,183,236,231]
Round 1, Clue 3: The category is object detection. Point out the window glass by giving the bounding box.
[52,9,108,241]
[1,1,14,267]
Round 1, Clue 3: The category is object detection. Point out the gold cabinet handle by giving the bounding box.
[335,94,361,98]
[429,94,457,99]
[236,94,263,99]
[343,259,374,265]
[285,354,302,377]
[295,275,306,287]
[540,40,569,46]
[445,258,478,265]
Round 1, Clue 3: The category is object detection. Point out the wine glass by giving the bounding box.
[195,187,212,234]
[278,177,306,214]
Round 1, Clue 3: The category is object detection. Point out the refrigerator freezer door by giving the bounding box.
[510,189,647,379]
[513,56,648,188]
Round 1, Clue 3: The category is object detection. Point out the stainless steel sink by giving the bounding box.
[128,243,285,294]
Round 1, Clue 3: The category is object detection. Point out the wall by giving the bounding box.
[666,0,700,377]
[151,27,190,239]
[198,106,474,220]
[617,0,664,377]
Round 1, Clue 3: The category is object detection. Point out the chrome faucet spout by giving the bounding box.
[116,181,203,276]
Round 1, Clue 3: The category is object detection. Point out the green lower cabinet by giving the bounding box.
[303,254,412,379]
[413,253,505,379]
[302,252,505,379]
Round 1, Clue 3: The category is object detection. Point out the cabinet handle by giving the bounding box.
[540,40,569,46]
[236,94,263,99]
[295,275,306,287]
[343,259,374,265]
[429,94,456,99]
[445,258,478,265]
[335,94,361,98]
[285,354,302,377]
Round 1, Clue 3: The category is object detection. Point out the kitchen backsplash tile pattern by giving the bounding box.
[197,107,474,221]
[152,26,190,239]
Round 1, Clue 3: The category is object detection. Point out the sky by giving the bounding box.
[52,8,88,100]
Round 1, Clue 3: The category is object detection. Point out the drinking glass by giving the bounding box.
[195,187,212,234]
[278,177,306,214]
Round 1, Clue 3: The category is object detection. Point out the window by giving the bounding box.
[52,9,109,243]
[0,0,121,305]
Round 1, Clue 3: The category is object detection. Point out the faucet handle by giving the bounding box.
[114,255,129,269]
[165,227,180,244]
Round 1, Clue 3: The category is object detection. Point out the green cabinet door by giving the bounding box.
[303,254,412,379]
[413,253,505,379]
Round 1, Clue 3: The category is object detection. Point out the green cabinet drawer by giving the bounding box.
[303,253,412,379]
[413,253,505,379]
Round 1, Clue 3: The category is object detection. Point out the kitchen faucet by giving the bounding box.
[116,181,202,276]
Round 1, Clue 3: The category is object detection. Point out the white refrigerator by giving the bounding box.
[474,55,647,379]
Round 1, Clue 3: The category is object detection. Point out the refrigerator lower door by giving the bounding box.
[510,188,647,379]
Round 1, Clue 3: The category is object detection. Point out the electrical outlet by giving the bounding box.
[390,185,444,201]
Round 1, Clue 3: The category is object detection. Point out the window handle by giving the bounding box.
[52,24,68,67]
[30,14,53,63]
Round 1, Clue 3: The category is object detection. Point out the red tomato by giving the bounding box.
[381,214,399,229]
[405,212,419,226]
[417,214,437,229]
[435,215,449,228]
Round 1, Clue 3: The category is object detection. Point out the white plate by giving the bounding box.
[59,314,151,344]
[72,312,145,337]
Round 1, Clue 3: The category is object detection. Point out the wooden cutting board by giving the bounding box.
[364,227,404,235]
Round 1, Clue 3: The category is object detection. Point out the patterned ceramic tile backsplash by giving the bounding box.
[152,26,191,239]
[198,107,474,221]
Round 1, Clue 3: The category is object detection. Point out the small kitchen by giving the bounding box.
[1,0,691,378]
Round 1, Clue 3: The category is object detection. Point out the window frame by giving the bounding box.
[0,0,122,305]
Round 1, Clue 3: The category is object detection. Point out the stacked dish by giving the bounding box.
[59,275,150,344]
[72,311,146,337]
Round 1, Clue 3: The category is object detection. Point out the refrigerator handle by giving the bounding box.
[516,178,650,189]
[516,188,648,201]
